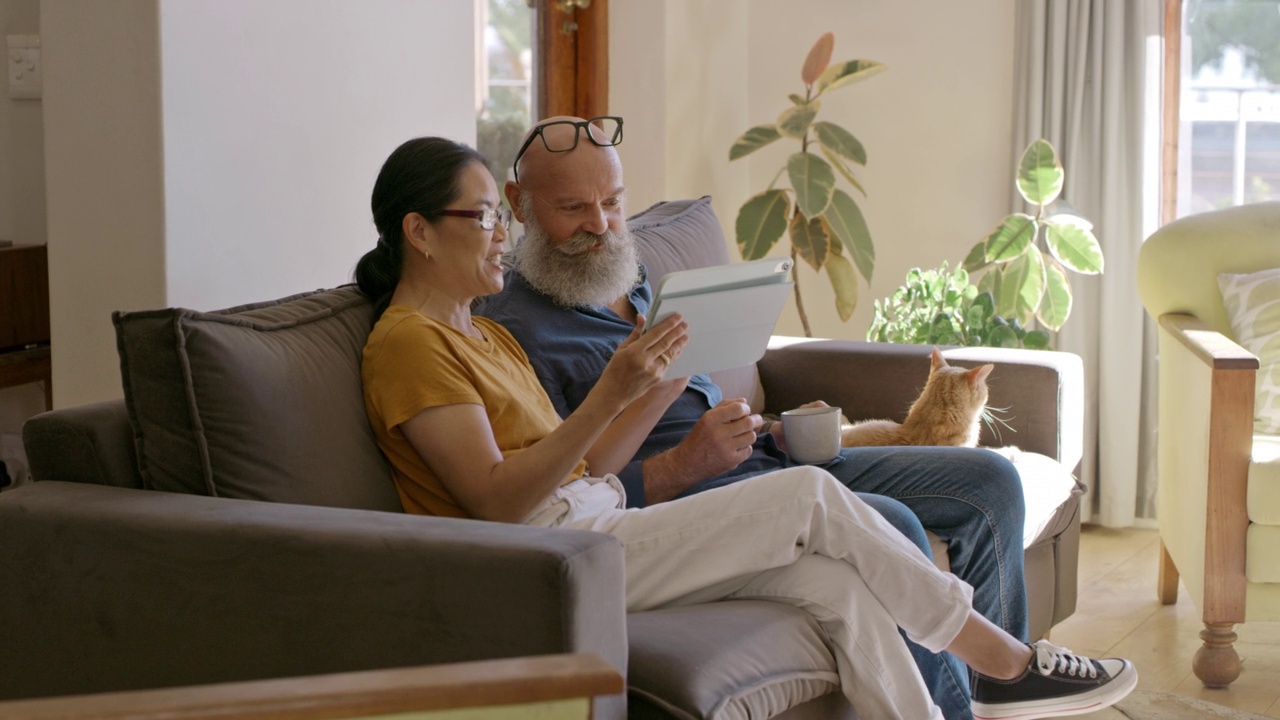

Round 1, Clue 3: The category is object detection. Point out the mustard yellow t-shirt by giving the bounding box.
[361,305,587,518]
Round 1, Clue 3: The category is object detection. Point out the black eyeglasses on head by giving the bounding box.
[512,116,623,182]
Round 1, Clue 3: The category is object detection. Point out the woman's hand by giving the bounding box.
[595,313,689,410]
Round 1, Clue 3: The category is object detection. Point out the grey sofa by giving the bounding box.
[0,197,1083,719]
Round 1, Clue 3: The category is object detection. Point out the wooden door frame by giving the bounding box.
[537,0,608,120]
[1162,0,1182,225]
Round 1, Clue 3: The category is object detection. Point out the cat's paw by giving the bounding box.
[985,445,1023,462]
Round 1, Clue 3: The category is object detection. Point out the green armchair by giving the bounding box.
[1136,201,1280,688]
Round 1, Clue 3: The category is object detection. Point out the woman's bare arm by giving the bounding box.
[399,314,688,523]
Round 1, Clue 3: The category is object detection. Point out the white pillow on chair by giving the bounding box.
[1218,266,1280,433]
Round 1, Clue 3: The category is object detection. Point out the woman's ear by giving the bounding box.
[402,212,433,259]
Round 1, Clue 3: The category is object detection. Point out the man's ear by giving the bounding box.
[505,181,525,222]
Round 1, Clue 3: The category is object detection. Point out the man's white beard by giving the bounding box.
[513,194,640,309]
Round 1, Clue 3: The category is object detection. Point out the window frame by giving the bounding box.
[1162,0,1182,226]
[536,0,608,120]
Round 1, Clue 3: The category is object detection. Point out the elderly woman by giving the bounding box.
[355,135,1135,720]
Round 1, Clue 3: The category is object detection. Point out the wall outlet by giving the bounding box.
[6,34,41,100]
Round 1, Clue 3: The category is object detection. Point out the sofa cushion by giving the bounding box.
[630,196,765,412]
[113,286,401,511]
[1248,434,1280,526]
[627,601,839,720]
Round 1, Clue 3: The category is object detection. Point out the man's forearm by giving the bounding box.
[639,449,702,505]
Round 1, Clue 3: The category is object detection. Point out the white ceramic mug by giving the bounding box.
[780,406,842,465]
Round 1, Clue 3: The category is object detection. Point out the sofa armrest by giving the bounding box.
[23,399,144,489]
[757,338,1084,470]
[0,481,628,719]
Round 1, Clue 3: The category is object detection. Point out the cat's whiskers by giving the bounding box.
[980,404,1016,443]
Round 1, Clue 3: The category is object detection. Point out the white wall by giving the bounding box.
[159,0,475,311]
[41,0,476,407]
[1,0,44,248]
[42,0,167,410]
[614,0,1016,341]
[0,0,46,442]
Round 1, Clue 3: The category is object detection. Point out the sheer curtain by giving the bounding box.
[1011,0,1161,526]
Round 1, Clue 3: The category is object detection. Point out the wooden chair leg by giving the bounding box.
[1194,622,1241,688]
[1158,539,1179,605]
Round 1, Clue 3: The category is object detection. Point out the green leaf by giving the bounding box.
[789,211,831,271]
[1023,330,1051,350]
[814,59,887,95]
[735,189,790,260]
[977,269,996,296]
[825,252,859,321]
[823,189,874,282]
[788,93,807,106]
[819,146,867,195]
[983,213,1037,263]
[929,314,962,345]
[991,252,1045,324]
[777,101,820,139]
[989,325,1020,348]
[812,121,867,165]
[1044,215,1104,274]
[787,152,836,220]
[729,124,782,161]
[962,241,990,273]
[1037,258,1073,331]
[1016,139,1064,206]
[972,291,995,317]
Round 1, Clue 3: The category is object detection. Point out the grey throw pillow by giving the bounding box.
[113,286,401,511]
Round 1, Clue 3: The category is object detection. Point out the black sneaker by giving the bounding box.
[970,640,1138,719]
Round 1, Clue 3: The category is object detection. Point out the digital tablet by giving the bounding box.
[644,257,794,377]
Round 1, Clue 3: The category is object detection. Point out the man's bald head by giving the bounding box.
[511,116,622,193]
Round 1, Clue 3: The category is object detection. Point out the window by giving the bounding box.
[1173,0,1280,217]
[477,0,536,187]
[476,0,608,189]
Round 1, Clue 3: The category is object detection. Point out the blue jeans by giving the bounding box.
[830,447,1028,720]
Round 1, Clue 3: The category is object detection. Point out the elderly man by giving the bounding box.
[477,117,1029,719]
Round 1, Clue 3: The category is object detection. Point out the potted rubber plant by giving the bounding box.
[728,32,885,337]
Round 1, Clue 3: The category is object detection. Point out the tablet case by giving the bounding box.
[646,257,793,377]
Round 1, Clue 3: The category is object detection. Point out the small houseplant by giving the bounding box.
[869,138,1102,349]
[728,32,885,337]
[961,138,1103,332]
[867,263,1050,349]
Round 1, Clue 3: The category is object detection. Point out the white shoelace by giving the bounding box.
[1033,640,1099,679]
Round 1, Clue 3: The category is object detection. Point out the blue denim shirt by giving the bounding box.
[477,266,788,507]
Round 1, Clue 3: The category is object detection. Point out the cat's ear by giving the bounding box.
[930,347,946,370]
[967,363,995,388]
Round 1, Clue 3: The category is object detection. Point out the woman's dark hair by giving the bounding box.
[355,137,487,317]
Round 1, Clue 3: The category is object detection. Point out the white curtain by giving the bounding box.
[1011,0,1161,526]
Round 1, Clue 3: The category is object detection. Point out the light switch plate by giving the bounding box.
[7,34,41,100]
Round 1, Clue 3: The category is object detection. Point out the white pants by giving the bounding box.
[523,466,973,720]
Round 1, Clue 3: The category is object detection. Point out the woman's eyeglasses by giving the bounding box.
[512,116,623,182]
[438,208,513,231]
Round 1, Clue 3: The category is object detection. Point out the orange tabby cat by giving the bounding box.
[840,348,994,448]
